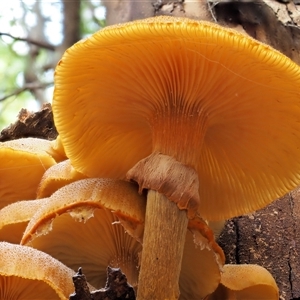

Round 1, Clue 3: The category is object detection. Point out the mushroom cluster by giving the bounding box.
[1,15,300,299]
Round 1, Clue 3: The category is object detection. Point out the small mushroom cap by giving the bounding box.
[207,264,279,299]
[0,138,57,208]
[54,16,300,220]
[23,178,146,243]
[179,229,222,299]
[37,159,87,198]
[0,199,43,244]
[0,242,78,299]
[49,135,68,162]
[22,178,146,288]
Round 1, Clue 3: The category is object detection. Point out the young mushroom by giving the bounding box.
[52,16,300,299]
[0,199,42,244]
[37,159,87,198]
[0,242,85,300]
[0,138,58,209]
[206,264,279,299]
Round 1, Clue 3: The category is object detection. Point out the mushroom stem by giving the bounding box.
[127,152,200,299]
[137,190,188,300]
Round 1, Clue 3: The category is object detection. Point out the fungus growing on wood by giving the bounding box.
[0,242,84,299]
[53,16,300,298]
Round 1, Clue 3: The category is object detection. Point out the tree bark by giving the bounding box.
[218,190,300,300]
[104,0,300,64]
[103,1,300,299]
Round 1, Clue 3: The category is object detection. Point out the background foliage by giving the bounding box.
[0,0,106,128]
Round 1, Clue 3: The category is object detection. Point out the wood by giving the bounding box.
[0,103,57,142]
[218,189,300,300]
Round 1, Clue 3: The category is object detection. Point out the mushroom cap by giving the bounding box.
[0,242,78,299]
[207,264,279,299]
[179,229,222,299]
[22,178,146,288]
[37,159,87,198]
[53,16,300,220]
[49,135,68,162]
[0,138,57,208]
[0,199,43,244]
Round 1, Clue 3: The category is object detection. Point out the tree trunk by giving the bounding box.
[104,1,300,299]
[218,188,300,300]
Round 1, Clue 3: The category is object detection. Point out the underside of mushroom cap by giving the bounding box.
[0,138,57,208]
[22,178,146,245]
[23,208,142,289]
[53,16,300,220]
[0,242,79,300]
[0,199,43,244]
[21,178,146,288]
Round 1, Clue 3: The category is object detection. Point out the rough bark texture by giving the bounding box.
[70,267,136,300]
[0,103,57,142]
[104,0,300,64]
[218,191,300,300]
[214,0,300,65]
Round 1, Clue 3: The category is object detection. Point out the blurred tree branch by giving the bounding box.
[60,0,81,53]
[0,82,53,103]
[0,32,55,51]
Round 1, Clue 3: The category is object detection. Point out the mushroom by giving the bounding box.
[21,178,224,298]
[52,16,300,298]
[206,264,279,299]
[50,135,67,162]
[37,159,87,198]
[22,178,146,289]
[0,199,42,243]
[0,138,58,208]
[0,242,87,300]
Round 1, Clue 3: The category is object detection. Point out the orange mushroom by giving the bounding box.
[206,264,279,300]
[53,16,300,298]
[22,178,146,289]
[0,199,42,244]
[0,242,89,299]
[0,138,57,208]
[37,159,87,198]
